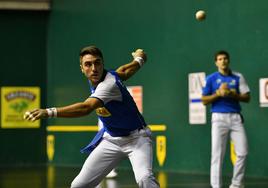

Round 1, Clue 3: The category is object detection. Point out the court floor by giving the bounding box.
[1,165,268,188]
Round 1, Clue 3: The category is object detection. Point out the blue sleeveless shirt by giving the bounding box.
[81,70,146,153]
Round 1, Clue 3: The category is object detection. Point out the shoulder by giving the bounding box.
[108,70,119,77]
[96,72,117,90]
[231,71,245,80]
[91,71,123,104]
[232,71,243,77]
[206,72,219,81]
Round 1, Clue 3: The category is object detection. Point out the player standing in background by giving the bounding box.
[24,46,159,188]
[201,50,250,188]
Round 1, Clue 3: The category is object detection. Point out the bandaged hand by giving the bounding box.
[132,49,147,61]
[132,49,147,66]
[227,88,238,98]
[216,83,230,97]
[23,109,48,122]
[216,88,230,97]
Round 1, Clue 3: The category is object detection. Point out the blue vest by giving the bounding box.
[81,70,146,153]
[95,71,146,136]
[202,71,242,113]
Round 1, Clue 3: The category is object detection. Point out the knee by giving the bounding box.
[211,152,224,164]
[70,181,80,188]
[70,180,84,188]
[236,147,248,157]
[236,153,247,161]
[70,179,96,188]
[137,175,160,188]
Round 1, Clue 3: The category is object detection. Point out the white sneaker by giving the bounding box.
[106,169,118,178]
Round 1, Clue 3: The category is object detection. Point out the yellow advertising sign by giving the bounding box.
[1,87,40,128]
[157,135,166,167]
[47,135,55,162]
[157,171,167,188]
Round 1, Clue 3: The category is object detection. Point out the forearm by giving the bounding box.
[116,49,146,81]
[201,94,219,105]
[56,102,94,117]
[229,92,250,103]
[116,61,141,81]
[24,98,102,122]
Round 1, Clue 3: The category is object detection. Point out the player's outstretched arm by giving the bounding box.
[116,49,147,81]
[23,98,102,122]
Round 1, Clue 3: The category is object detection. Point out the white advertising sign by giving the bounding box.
[260,78,268,107]
[188,72,206,124]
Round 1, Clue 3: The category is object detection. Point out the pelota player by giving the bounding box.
[202,50,250,188]
[24,46,159,188]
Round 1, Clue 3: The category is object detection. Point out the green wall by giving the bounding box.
[0,10,48,165]
[46,0,268,176]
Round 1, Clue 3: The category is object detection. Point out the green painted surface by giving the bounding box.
[0,10,48,165]
[1,0,268,177]
[46,0,268,176]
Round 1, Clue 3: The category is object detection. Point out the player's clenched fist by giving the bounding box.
[23,109,48,122]
[216,83,230,97]
[132,49,147,62]
[228,88,238,98]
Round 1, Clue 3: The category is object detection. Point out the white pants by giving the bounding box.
[210,113,248,188]
[71,127,159,188]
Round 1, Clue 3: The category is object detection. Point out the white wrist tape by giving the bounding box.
[134,57,145,67]
[46,107,57,118]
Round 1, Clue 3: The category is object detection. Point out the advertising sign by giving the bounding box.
[1,87,40,128]
[260,78,268,107]
[188,72,206,124]
[127,86,143,113]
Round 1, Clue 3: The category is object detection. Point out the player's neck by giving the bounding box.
[218,68,230,76]
[89,69,107,88]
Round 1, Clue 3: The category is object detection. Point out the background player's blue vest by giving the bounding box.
[202,71,242,113]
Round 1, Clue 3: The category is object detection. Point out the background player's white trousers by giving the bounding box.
[210,113,248,188]
[71,127,159,188]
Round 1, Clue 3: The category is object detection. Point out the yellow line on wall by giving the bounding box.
[46,125,166,132]
[47,126,98,132]
[149,125,166,131]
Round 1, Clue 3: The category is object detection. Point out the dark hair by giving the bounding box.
[214,50,230,61]
[79,46,104,63]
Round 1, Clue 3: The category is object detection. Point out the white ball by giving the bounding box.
[25,111,31,116]
[195,10,206,21]
[23,111,31,119]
